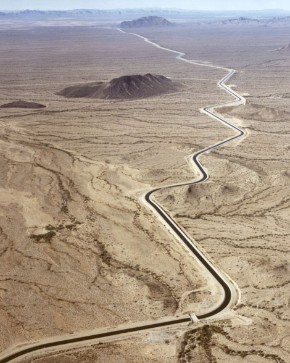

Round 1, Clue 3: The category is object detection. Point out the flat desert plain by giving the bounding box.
[0,17,289,362]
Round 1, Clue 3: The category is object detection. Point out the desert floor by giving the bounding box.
[0,18,289,363]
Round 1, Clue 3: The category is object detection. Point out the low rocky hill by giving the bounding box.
[120,16,173,28]
[58,74,182,100]
[0,101,45,109]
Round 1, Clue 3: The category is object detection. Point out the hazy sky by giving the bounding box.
[1,0,290,11]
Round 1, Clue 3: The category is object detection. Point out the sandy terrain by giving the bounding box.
[140,23,290,362]
[0,17,289,363]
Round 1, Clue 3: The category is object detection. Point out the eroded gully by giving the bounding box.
[0,28,246,363]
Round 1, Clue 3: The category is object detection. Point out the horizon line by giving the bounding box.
[0,7,287,12]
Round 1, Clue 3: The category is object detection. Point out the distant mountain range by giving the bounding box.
[221,15,290,25]
[0,9,108,16]
[1,8,290,26]
[0,8,289,18]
